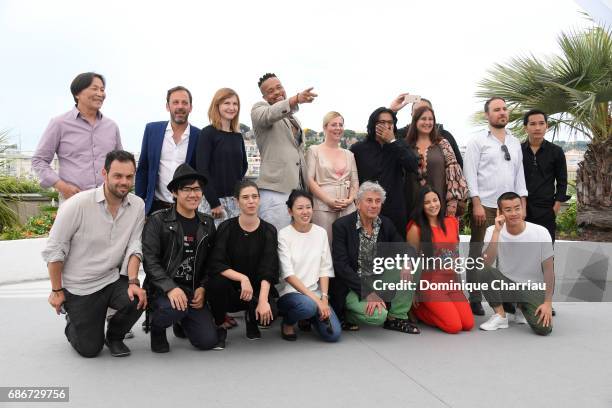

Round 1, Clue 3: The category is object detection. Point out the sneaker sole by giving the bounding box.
[479,324,509,331]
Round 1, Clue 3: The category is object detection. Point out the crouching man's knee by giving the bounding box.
[532,324,552,336]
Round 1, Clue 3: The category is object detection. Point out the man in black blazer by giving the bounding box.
[331,182,419,334]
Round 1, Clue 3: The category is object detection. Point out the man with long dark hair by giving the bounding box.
[350,108,419,236]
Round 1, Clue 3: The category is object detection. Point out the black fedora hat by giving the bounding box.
[167,163,207,192]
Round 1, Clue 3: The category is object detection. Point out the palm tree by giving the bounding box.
[475,25,612,229]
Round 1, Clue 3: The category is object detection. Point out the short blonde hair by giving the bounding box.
[322,111,344,129]
[208,88,241,133]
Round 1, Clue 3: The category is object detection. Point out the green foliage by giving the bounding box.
[0,176,45,194]
[475,26,612,143]
[0,199,18,231]
[556,202,578,238]
[0,208,57,240]
[0,131,19,230]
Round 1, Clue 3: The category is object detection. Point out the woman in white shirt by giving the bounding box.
[276,189,341,342]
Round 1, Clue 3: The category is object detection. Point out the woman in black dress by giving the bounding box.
[206,180,279,343]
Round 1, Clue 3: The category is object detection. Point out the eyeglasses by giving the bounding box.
[178,187,202,194]
[501,144,511,161]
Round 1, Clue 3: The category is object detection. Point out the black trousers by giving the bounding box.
[149,199,173,214]
[63,276,143,358]
[150,295,218,350]
[526,207,556,243]
[206,274,277,326]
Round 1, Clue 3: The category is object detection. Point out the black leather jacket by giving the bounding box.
[142,206,216,296]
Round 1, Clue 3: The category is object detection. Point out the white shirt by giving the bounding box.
[42,186,145,295]
[464,129,528,208]
[276,223,334,297]
[155,122,190,202]
[483,222,553,283]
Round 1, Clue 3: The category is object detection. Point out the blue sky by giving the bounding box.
[0,0,595,152]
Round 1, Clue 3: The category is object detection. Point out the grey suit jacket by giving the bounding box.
[251,99,305,193]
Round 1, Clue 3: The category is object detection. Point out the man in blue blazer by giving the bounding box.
[136,86,200,215]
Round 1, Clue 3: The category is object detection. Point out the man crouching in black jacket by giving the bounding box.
[142,164,224,353]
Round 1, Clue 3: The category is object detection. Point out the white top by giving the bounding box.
[464,129,528,208]
[276,223,334,297]
[483,222,553,283]
[155,122,191,202]
[42,186,145,295]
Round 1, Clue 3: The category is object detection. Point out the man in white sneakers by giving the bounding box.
[478,192,554,335]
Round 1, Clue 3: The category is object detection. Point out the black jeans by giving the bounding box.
[526,207,556,243]
[63,276,143,358]
[206,274,277,326]
[150,295,218,350]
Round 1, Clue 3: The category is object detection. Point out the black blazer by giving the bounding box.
[330,211,410,318]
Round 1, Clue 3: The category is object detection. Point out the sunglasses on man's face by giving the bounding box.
[501,144,511,161]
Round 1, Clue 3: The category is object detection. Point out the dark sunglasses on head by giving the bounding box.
[501,144,511,161]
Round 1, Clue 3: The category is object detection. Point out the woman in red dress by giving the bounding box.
[407,186,474,334]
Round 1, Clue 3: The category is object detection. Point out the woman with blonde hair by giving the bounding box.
[306,111,359,243]
[196,88,248,226]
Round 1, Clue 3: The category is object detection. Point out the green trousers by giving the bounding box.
[344,267,419,326]
[478,266,552,336]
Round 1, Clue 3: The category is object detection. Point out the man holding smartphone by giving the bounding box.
[477,192,554,335]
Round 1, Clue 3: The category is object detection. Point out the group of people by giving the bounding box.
[37,71,568,358]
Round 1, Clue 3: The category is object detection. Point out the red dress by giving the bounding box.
[407,217,474,334]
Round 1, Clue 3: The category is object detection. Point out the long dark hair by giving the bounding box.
[411,185,446,257]
[405,106,441,147]
[366,107,398,141]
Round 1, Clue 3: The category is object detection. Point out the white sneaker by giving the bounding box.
[479,313,509,331]
[513,308,528,325]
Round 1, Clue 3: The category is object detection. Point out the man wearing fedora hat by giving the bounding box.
[142,163,224,352]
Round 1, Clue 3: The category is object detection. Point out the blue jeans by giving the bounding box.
[151,295,218,350]
[277,293,341,342]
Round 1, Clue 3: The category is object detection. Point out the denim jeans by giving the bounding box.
[150,295,219,350]
[277,292,341,342]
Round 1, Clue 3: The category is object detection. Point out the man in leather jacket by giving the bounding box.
[142,163,224,352]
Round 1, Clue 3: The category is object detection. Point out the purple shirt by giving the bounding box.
[32,107,122,190]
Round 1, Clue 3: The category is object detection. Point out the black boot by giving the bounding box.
[151,329,170,353]
[245,307,261,340]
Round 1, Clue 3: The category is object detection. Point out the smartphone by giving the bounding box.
[404,95,421,104]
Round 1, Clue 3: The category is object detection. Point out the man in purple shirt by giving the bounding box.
[32,72,122,201]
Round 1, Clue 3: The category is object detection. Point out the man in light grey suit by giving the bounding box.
[251,73,317,230]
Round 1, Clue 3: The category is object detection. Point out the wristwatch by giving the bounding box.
[128,278,140,286]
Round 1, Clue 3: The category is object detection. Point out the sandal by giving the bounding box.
[341,321,360,331]
[384,318,420,334]
[224,315,238,329]
[297,319,312,332]
[281,324,297,341]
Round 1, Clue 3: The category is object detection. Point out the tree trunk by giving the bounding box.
[576,137,612,229]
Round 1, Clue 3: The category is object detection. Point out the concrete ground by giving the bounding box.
[1,279,611,408]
